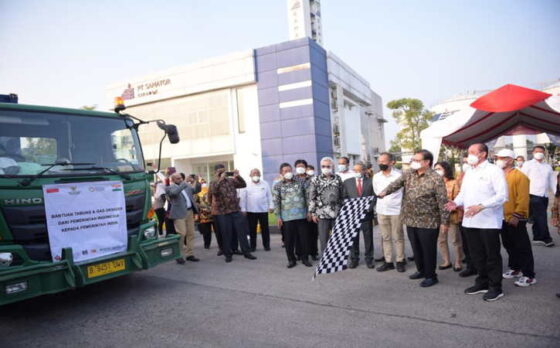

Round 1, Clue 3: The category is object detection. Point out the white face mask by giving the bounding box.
[355,172,363,179]
[462,163,470,172]
[295,167,306,175]
[283,172,293,180]
[435,169,444,176]
[533,152,545,160]
[306,170,315,176]
[321,167,333,175]
[516,161,524,167]
[496,159,507,169]
[338,164,348,172]
[467,154,479,166]
[251,175,260,183]
[410,161,422,170]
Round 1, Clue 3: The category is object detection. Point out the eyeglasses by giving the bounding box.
[321,166,331,168]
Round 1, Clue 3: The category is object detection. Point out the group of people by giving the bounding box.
[152,144,559,302]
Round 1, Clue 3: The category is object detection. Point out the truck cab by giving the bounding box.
[0,99,181,305]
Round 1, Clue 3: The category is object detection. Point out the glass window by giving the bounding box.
[0,111,144,177]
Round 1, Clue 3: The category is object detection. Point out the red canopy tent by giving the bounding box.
[421,84,560,159]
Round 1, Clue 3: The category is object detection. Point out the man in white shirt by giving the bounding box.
[337,156,355,182]
[372,152,406,273]
[446,143,508,302]
[241,168,274,251]
[521,145,557,247]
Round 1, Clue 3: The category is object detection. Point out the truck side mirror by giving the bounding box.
[156,121,180,144]
[165,124,180,144]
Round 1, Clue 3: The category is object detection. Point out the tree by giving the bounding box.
[386,98,434,153]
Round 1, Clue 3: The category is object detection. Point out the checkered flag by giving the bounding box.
[313,196,375,279]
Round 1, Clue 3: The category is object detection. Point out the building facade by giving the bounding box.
[106,39,385,183]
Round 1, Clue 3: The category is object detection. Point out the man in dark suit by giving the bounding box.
[166,173,200,264]
[342,162,376,269]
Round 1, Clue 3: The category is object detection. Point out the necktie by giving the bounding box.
[357,178,363,197]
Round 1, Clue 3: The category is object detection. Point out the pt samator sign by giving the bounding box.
[43,181,128,263]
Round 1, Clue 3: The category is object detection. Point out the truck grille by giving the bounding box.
[1,194,146,261]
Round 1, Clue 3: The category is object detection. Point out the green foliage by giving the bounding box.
[387,98,434,152]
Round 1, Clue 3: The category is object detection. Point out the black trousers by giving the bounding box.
[165,216,176,235]
[247,212,270,250]
[460,225,477,272]
[215,212,251,257]
[529,195,552,242]
[350,217,373,262]
[199,221,219,249]
[284,219,308,262]
[500,221,535,278]
[155,208,166,235]
[307,220,319,257]
[463,227,503,291]
[407,226,439,279]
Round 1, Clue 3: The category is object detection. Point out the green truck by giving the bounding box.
[0,94,181,305]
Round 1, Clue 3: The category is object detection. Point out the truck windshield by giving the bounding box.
[0,110,144,177]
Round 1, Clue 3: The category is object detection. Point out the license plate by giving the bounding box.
[87,259,126,278]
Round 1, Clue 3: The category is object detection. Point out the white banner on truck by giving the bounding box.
[43,181,128,263]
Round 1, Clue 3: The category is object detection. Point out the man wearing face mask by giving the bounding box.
[294,159,319,260]
[306,165,315,177]
[521,146,557,247]
[379,150,449,288]
[273,163,312,268]
[445,143,508,301]
[515,156,525,169]
[242,168,273,252]
[373,152,406,273]
[337,156,355,182]
[343,162,376,268]
[495,149,536,287]
[309,157,344,255]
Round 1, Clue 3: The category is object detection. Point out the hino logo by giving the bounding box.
[3,198,43,205]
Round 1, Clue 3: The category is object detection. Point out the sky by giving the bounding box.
[1,0,559,147]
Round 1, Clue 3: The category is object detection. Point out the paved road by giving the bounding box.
[1,227,560,348]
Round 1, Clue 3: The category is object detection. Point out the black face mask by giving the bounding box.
[379,164,389,171]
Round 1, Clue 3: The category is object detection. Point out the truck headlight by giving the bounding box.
[143,226,156,239]
[0,252,13,266]
[6,281,28,295]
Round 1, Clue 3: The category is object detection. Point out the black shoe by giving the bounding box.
[407,256,415,262]
[396,261,406,273]
[420,278,438,287]
[409,272,424,280]
[374,256,385,262]
[217,250,224,256]
[438,264,452,270]
[176,258,186,265]
[225,255,233,263]
[233,250,243,255]
[453,266,463,272]
[264,247,271,251]
[204,245,210,249]
[544,239,555,247]
[302,258,313,267]
[464,284,489,295]
[244,253,257,260]
[348,260,359,269]
[556,293,560,299]
[186,256,200,262]
[376,262,395,272]
[483,289,504,302]
[287,260,297,268]
[459,268,477,278]
[366,261,374,269]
